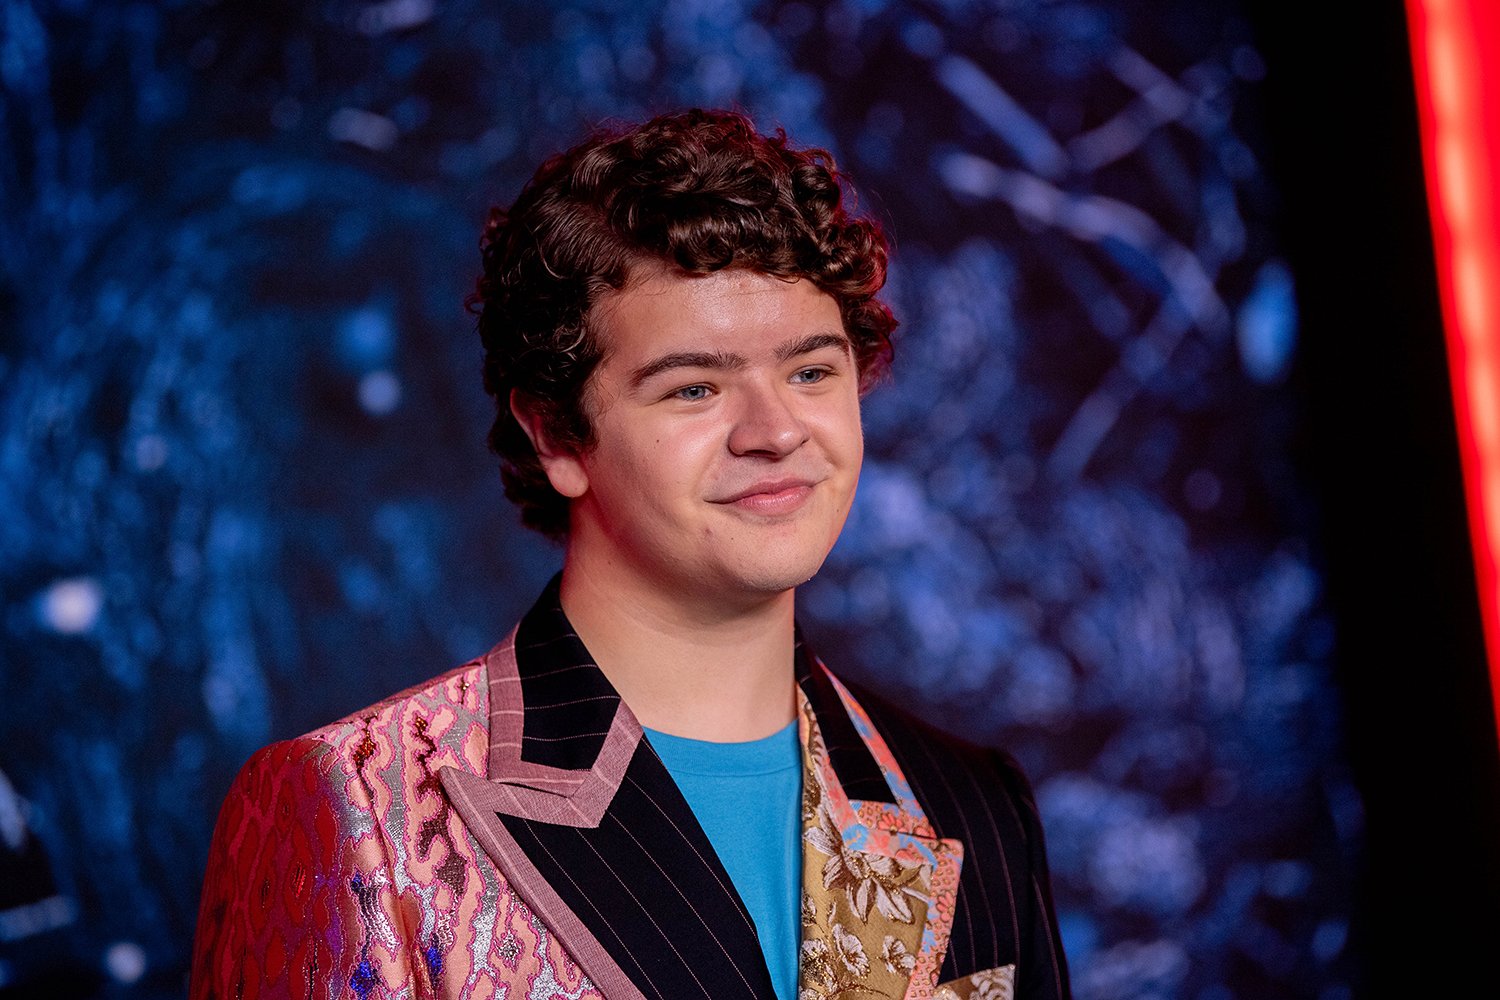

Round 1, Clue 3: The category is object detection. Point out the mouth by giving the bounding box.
[711,478,818,515]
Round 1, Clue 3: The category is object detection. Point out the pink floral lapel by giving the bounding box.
[797,665,965,1000]
[441,629,642,828]
[440,630,650,1000]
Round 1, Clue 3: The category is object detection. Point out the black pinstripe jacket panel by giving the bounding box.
[442,580,1070,999]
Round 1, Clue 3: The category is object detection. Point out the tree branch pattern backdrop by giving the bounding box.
[0,0,1355,996]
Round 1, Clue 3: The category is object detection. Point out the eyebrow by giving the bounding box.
[627,331,853,389]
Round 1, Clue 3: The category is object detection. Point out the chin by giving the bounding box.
[719,549,831,596]
[677,516,845,599]
[733,569,820,595]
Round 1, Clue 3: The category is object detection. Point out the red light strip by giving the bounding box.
[1407,0,1500,736]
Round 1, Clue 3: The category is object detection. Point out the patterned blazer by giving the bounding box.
[190,582,1070,1000]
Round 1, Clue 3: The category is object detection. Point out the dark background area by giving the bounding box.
[1248,0,1500,990]
[1,0,1496,996]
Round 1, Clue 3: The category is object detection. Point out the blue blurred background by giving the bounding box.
[3,0,1495,996]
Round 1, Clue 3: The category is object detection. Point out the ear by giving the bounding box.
[509,390,589,499]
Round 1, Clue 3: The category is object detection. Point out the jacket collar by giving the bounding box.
[440,578,964,999]
[796,665,964,1000]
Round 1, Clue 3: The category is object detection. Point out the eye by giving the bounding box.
[791,367,829,385]
[672,384,712,401]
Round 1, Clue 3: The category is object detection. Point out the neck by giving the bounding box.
[557,556,798,743]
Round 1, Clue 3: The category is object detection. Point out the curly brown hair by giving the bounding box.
[470,108,897,540]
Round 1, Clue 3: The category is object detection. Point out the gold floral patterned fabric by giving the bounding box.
[933,965,1016,1000]
[796,676,965,1000]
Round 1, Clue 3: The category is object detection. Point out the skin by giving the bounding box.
[512,267,865,741]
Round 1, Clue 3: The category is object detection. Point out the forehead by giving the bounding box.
[589,267,845,360]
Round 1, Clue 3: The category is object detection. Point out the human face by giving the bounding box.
[541,268,864,608]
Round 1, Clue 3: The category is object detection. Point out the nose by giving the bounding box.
[727,382,809,458]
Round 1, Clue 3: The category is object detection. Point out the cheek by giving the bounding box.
[603,425,707,503]
[816,399,865,464]
[659,422,724,477]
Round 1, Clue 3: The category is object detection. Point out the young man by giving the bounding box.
[190,109,1070,1000]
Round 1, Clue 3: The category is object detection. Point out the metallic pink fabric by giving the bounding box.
[189,652,603,1000]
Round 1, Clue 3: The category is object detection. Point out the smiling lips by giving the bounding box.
[713,478,818,515]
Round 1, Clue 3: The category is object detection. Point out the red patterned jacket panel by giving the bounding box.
[189,661,601,1000]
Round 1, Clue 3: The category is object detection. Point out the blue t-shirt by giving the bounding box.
[644,722,802,1000]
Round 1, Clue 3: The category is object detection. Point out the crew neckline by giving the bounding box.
[644,720,800,776]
